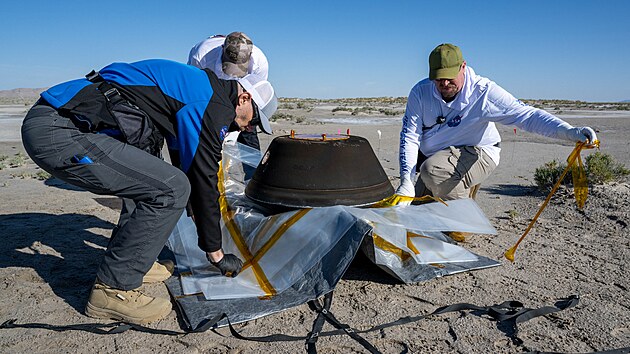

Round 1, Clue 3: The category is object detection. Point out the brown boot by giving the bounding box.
[85,282,171,324]
[142,260,175,283]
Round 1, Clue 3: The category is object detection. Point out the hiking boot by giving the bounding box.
[447,231,471,242]
[85,282,172,324]
[142,260,175,283]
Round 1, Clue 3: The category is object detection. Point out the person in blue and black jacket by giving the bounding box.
[21,59,277,324]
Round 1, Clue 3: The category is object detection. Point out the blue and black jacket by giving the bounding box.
[41,59,239,252]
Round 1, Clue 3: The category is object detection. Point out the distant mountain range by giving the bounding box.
[0,87,629,104]
[0,88,47,98]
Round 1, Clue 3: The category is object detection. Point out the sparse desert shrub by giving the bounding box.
[534,152,629,190]
[351,107,372,115]
[278,103,296,109]
[35,170,52,181]
[332,107,353,113]
[10,171,33,179]
[296,102,311,110]
[271,112,294,121]
[584,151,630,184]
[507,209,519,220]
[378,108,403,116]
[8,152,28,168]
[534,160,571,191]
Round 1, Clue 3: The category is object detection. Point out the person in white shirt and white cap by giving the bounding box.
[398,43,598,205]
[188,32,270,156]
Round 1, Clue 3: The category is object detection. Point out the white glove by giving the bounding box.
[395,175,415,206]
[396,175,415,197]
[558,126,598,144]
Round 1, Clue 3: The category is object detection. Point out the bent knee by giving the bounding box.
[161,170,190,208]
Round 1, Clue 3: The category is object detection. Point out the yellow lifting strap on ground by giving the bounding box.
[372,231,430,261]
[369,194,447,207]
[242,209,310,271]
[505,140,600,262]
[217,162,276,297]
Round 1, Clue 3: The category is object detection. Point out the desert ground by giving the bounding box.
[0,97,629,353]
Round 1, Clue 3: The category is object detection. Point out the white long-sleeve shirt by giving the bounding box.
[399,66,575,177]
[187,35,269,80]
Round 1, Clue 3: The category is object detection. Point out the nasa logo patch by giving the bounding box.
[447,115,462,127]
[219,126,229,142]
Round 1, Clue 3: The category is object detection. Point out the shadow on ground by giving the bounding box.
[44,177,86,192]
[0,213,114,312]
[342,250,400,285]
[482,184,539,197]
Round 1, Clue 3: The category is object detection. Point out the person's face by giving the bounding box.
[234,91,256,132]
[433,62,466,102]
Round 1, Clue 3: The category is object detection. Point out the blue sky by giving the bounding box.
[1,0,629,102]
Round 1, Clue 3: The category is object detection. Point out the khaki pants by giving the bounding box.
[415,146,497,200]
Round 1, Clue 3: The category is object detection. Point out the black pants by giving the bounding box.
[21,102,191,290]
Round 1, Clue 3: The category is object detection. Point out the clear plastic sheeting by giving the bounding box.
[169,207,358,300]
[167,138,500,301]
[347,200,495,265]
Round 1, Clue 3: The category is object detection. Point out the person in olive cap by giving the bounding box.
[397,43,597,202]
[21,59,277,324]
[188,32,269,156]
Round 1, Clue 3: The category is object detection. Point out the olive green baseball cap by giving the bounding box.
[429,43,464,80]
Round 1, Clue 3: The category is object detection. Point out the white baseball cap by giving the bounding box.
[237,74,277,134]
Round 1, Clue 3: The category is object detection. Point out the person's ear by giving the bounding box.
[238,92,251,106]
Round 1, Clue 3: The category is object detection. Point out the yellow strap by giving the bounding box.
[373,233,412,261]
[217,162,276,296]
[372,231,433,261]
[505,140,599,262]
[573,152,588,209]
[369,194,447,208]
[242,209,310,270]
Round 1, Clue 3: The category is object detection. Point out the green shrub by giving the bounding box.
[584,151,630,184]
[534,160,571,190]
[296,102,312,110]
[278,103,296,109]
[506,209,519,220]
[351,107,372,115]
[534,152,629,190]
[35,171,52,181]
[270,112,294,121]
[8,153,28,168]
[378,108,403,116]
[11,171,33,179]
